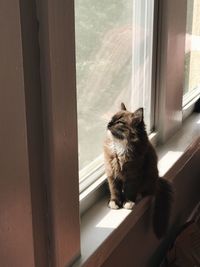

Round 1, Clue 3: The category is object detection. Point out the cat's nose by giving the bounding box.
[107,121,113,129]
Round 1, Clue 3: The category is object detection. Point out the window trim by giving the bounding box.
[156,0,187,143]
[2,0,198,266]
[183,87,200,108]
[0,1,41,265]
[36,0,190,266]
[36,0,81,266]
[79,155,104,194]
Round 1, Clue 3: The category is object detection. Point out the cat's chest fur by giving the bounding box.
[109,139,127,156]
[106,130,128,175]
[107,130,127,155]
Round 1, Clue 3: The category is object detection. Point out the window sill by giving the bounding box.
[73,112,200,267]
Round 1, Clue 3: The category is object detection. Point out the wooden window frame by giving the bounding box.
[36,0,81,266]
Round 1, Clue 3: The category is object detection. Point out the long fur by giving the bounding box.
[104,103,174,239]
[153,178,173,238]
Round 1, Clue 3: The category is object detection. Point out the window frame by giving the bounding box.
[77,0,159,203]
[79,0,189,215]
[37,0,190,265]
[2,0,196,266]
[156,0,187,143]
[79,0,190,216]
[36,0,81,266]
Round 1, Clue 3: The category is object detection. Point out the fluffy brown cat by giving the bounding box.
[103,103,173,238]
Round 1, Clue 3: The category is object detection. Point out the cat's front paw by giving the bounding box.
[108,200,121,209]
[123,201,135,210]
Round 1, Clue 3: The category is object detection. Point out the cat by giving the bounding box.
[103,103,173,238]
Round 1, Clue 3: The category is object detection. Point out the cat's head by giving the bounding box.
[107,103,145,141]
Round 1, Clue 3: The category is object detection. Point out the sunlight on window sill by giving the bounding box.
[158,151,184,177]
[96,208,132,229]
[87,150,183,231]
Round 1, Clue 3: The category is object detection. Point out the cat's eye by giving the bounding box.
[116,120,125,125]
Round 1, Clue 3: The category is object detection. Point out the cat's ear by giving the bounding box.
[133,108,144,124]
[121,103,127,111]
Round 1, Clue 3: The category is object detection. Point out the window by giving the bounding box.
[184,0,200,106]
[75,0,155,193]
[4,0,196,266]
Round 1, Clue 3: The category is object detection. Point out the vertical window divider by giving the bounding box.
[156,0,187,143]
[36,0,81,266]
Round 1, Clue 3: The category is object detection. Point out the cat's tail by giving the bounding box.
[153,177,173,239]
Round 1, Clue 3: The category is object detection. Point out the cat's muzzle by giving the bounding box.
[107,121,113,129]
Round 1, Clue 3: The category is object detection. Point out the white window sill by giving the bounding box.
[73,112,200,267]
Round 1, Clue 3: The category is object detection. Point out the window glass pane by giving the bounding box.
[75,0,155,183]
[184,0,200,102]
